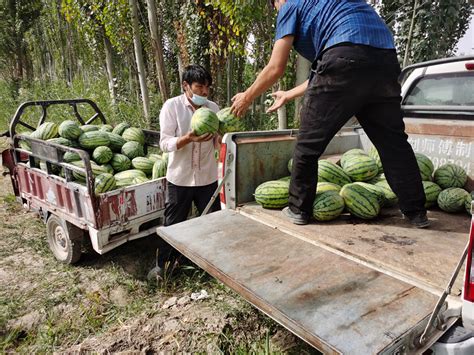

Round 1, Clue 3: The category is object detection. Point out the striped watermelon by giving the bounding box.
[122,127,145,145]
[78,131,110,150]
[279,176,291,183]
[340,183,380,219]
[148,153,163,162]
[112,122,130,136]
[318,160,352,186]
[107,132,127,152]
[422,181,442,208]
[465,192,473,215]
[100,124,113,132]
[162,152,169,164]
[368,146,383,174]
[110,154,131,172]
[374,180,398,207]
[254,180,289,209]
[353,182,386,206]
[415,153,434,181]
[217,107,244,134]
[115,169,147,188]
[288,158,293,174]
[341,155,378,182]
[152,159,167,179]
[191,107,219,136]
[39,160,61,175]
[58,120,83,140]
[434,164,467,189]
[438,187,469,213]
[70,160,108,181]
[121,141,144,159]
[340,148,367,167]
[92,146,113,164]
[63,151,81,163]
[312,191,345,221]
[94,173,116,194]
[81,124,99,132]
[317,182,341,193]
[100,164,114,175]
[37,122,59,140]
[132,157,154,174]
[47,137,74,146]
[132,176,150,184]
[368,174,386,185]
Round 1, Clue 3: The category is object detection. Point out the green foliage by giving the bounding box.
[379,0,473,64]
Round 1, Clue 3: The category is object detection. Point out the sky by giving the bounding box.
[456,14,474,55]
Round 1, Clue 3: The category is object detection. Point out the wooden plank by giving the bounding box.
[240,204,470,294]
[157,210,439,354]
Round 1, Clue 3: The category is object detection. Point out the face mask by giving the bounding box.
[190,93,208,106]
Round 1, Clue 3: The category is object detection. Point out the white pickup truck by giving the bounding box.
[157,56,474,354]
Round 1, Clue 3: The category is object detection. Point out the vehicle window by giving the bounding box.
[403,73,474,106]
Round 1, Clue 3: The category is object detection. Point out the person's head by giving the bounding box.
[182,64,212,107]
[268,0,286,11]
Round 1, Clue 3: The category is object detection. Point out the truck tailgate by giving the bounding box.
[156,210,450,354]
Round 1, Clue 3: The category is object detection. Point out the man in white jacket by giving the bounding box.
[159,64,221,226]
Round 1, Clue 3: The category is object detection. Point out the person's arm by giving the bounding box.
[231,36,294,117]
[266,79,308,113]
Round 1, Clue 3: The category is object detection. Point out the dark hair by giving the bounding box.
[182,64,212,86]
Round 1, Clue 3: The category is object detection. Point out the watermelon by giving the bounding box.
[148,153,163,162]
[107,132,127,152]
[422,181,442,208]
[162,152,169,164]
[368,174,386,185]
[92,146,113,164]
[121,141,144,160]
[317,182,341,193]
[39,160,61,175]
[122,127,145,145]
[353,182,386,206]
[368,146,383,174]
[47,137,74,147]
[374,180,399,207]
[132,176,150,185]
[288,158,293,174]
[94,173,116,195]
[132,157,154,174]
[78,131,110,150]
[115,169,147,188]
[112,122,130,136]
[81,125,99,132]
[152,159,167,179]
[279,176,291,182]
[341,155,378,182]
[217,107,244,134]
[63,151,81,163]
[318,160,352,186]
[100,164,114,175]
[70,160,108,181]
[100,124,113,132]
[465,192,473,215]
[58,120,83,140]
[340,149,367,167]
[312,191,345,221]
[415,153,434,181]
[37,122,59,140]
[191,107,219,136]
[110,154,131,172]
[438,187,470,213]
[434,164,467,189]
[340,183,381,219]
[254,180,289,209]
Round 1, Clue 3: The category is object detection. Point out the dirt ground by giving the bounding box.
[0,139,317,354]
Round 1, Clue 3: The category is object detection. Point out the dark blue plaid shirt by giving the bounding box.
[275,0,395,62]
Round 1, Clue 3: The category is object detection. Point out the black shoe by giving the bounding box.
[404,212,430,228]
[282,207,309,225]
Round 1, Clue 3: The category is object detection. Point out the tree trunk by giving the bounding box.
[146,0,169,102]
[103,35,117,106]
[403,0,419,68]
[294,55,311,124]
[226,53,234,106]
[277,82,287,130]
[129,0,150,124]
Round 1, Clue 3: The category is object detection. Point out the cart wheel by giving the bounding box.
[46,215,83,264]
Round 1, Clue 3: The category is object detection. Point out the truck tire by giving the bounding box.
[46,215,83,264]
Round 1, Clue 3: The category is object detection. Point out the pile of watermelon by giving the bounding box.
[255,147,472,221]
[19,121,168,195]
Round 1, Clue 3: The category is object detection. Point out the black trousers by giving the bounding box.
[164,181,221,226]
[289,44,426,216]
